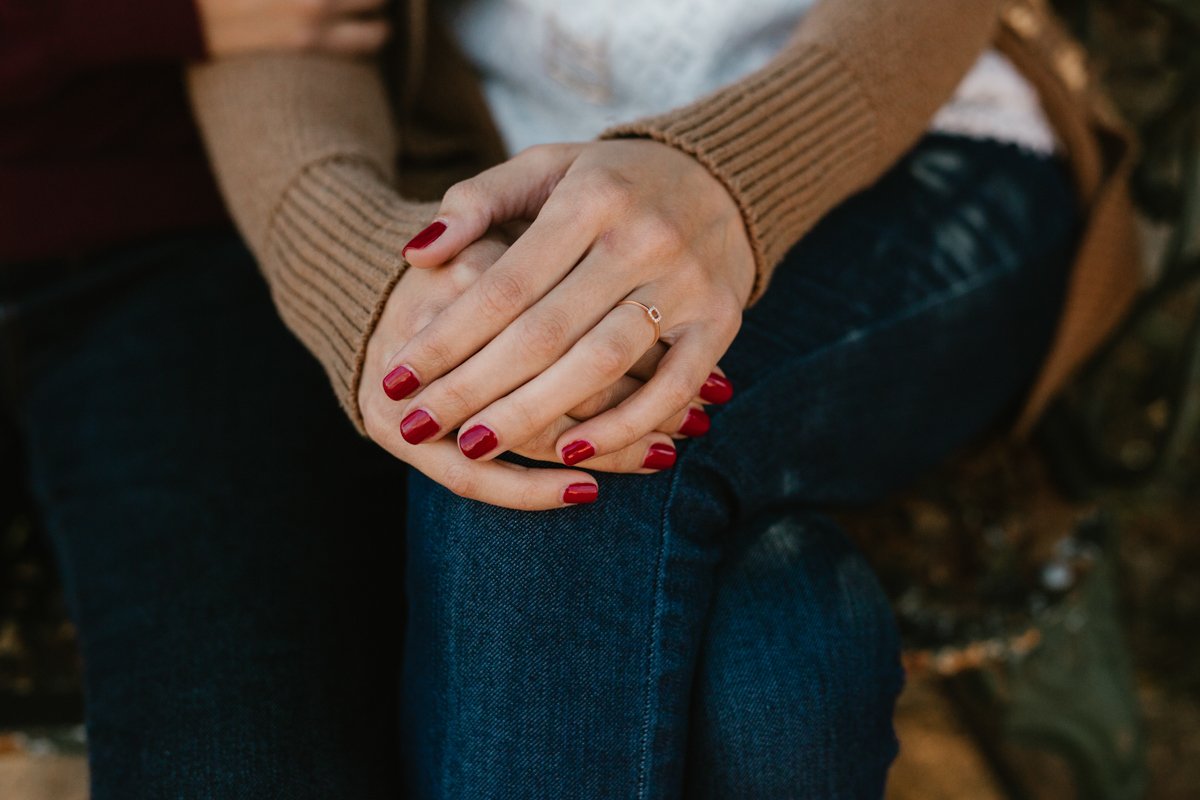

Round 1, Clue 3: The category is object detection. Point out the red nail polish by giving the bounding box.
[642,443,677,470]
[459,424,498,460]
[678,408,710,437]
[561,440,595,466]
[382,365,419,400]
[400,409,439,444]
[563,483,598,504]
[699,373,733,404]
[402,221,447,257]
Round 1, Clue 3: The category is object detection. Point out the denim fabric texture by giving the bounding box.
[0,234,411,798]
[0,134,1076,798]
[402,135,1077,799]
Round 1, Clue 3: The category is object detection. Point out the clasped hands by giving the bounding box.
[359,140,756,510]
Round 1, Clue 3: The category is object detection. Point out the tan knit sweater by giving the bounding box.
[187,0,1140,435]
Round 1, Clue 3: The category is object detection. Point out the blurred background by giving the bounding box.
[2,0,1199,798]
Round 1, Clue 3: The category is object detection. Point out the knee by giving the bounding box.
[686,512,904,799]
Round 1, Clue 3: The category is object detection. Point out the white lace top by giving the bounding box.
[443,0,1059,158]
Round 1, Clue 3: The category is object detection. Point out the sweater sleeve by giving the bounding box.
[188,54,438,430]
[0,0,206,100]
[601,0,1004,304]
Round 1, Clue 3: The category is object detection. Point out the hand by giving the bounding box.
[360,230,726,510]
[382,140,752,467]
[196,0,390,57]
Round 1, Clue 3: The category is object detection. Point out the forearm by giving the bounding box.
[188,54,437,426]
[602,0,1004,303]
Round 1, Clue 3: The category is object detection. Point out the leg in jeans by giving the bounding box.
[401,135,1078,799]
[3,233,409,799]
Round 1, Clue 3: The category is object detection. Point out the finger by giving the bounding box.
[380,234,511,400]
[313,19,390,53]
[625,341,669,383]
[395,252,631,441]
[659,400,709,437]
[566,375,645,421]
[453,302,658,461]
[510,414,678,474]
[566,377,702,439]
[556,328,728,461]
[374,426,597,510]
[401,144,581,268]
[382,186,610,402]
[697,365,733,405]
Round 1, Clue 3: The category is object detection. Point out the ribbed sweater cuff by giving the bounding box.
[263,157,438,431]
[601,43,877,304]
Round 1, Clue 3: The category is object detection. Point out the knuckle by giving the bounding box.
[636,214,688,261]
[414,333,456,375]
[579,168,635,219]
[476,271,529,322]
[513,481,545,511]
[444,259,485,293]
[442,179,483,210]
[661,372,697,410]
[590,335,632,380]
[517,308,572,362]
[431,381,478,421]
[516,143,552,163]
[440,463,479,499]
[607,416,641,447]
[507,400,542,435]
[522,424,559,454]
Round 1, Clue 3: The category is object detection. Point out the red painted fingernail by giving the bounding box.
[400,409,439,444]
[459,424,498,460]
[678,408,710,437]
[402,221,447,257]
[699,373,733,404]
[563,483,598,504]
[561,440,596,466]
[642,443,677,470]
[382,365,419,400]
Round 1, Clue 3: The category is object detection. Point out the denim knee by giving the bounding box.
[685,511,904,799]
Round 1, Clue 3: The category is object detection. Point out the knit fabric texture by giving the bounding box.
[187,0,1140,433]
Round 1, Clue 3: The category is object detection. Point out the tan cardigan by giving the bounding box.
[188,0,1141,436]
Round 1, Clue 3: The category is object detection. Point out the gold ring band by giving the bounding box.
[616,299,662,342]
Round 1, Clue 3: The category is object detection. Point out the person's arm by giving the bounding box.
[188,53,435,426]
[189,55,693,508]
[390,0,1008,469]
[600,0,1005,303]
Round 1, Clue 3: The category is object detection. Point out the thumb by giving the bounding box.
[401,144,580,268]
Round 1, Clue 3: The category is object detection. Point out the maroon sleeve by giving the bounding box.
[0,0,207,103]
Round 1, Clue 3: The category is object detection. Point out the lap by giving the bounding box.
[402,134,1077,798]
[707,134,1075,509]
[5,231,408,798]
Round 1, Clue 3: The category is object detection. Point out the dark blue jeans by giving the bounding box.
[1,135,1075,799]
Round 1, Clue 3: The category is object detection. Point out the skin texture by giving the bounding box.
[195,0,390,56]
[388,140,755,479]
[359,230,727,511]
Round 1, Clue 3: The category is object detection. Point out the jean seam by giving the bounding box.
[634,454,687,800]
